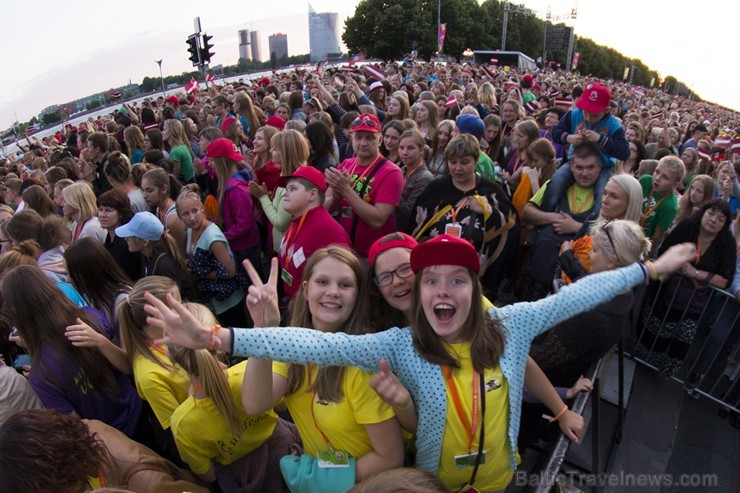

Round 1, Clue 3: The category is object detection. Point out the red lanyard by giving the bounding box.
[158,199,173,226]
[147,341,168,357]
[640,190,667,227]
[98,466,107,488]
[443,366,480,452]
[450,197,469,223]
[350,156,382,187]
[189,220,208,257]
[72,219,88,242]
[569,186,594,215]
[512,151,526,173]
[281,212,308,269]
[307,366,334,447]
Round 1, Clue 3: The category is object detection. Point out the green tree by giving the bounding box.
[42,111,62,125]
[344,0,433,60]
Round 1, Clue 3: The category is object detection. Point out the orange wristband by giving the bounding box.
[548,405,569,423]
[208,324,222,351]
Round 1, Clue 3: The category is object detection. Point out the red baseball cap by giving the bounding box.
[280,165,327,192]
[410,234,480,274]
[220,116,237,133]
[576,82,611,114]
[265,115,286,131]
[368,232,418,268]
[350,113,381,133]
[206,138,243,162]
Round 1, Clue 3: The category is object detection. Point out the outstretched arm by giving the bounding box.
[523,356,583,443]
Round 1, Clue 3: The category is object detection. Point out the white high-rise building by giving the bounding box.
[308,3,341,62]
[238,30,252,62]
[250,31,262,62]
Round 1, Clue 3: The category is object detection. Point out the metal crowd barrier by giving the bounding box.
[627,275,740,414]
[529,275,739,492]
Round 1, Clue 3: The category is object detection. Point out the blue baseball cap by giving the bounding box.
[115,212,164,241]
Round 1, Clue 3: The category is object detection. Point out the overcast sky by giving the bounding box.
[3,0,738,126]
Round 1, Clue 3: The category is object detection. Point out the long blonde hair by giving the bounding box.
[287,246,368,402]
[271,129,309,176]
[117,276,178,369]
[169,302,241,434]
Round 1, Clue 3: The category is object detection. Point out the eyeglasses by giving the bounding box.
[351,115,379,130]
[602,220,616,252]
[373,263,413,287]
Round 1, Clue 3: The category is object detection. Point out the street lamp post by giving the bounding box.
[155,59,166,97]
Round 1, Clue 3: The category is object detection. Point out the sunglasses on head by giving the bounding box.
[351,115,379,129]
[602,220,616,252]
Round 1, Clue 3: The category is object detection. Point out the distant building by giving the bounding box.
[238,29,252,62]
[309,4,341,62]
[268,33,288,60]
[250,31,262,62]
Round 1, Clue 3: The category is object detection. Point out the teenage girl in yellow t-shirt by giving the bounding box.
[242,246,404,492]
[169,302,297,493]
[118,276,190,460]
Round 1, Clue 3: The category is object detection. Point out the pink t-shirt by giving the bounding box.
[337,156,404,257]
[278,206,350,298]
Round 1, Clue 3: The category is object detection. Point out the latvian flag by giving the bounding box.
[363,64,386,81]
[714,134,731,149]
[480,65,494,79]
[341,66,356,73]
[697,147,711,161]
[205,73,216,85]
[348,53,365,66]
[185,77,200,94]
[490,58,498,64]
[554,97,573,108]
[631,87,645,98]
[650,110,664,122]
[525,100,539,114]
[731,137,740,155]
[110,91,122,99]
[445,96,459,109]
[316,60,328,77]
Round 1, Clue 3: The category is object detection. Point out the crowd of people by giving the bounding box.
[0,58,737,493]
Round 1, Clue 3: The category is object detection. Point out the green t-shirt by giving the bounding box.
[476,151,495,181]
[639,174,678,238]
[522,91,537,105]
[170,144,195,181]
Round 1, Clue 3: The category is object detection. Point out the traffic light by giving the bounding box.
[186,34,200,66]
[200,34,215,65]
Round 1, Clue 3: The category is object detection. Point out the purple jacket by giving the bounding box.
[29,307,142,436]
[222,169,260,251]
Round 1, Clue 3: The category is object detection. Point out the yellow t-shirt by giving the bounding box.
[272,362,396,458]
[438,343,513,492]
[530,180,595,213]
[170,361,278,475]
[133,347,190,429]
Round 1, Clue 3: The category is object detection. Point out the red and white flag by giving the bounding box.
[205,73,216,83]
[363,64,386,81]
[554,97,573,108]
[316,60,328,77]
[714,134,731,148]
[490,58,498,64]
[445,96,459,109]
[731,137,740,154]
[110,91,122,98]
[185,77,200,94]
[348,53,365,66]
